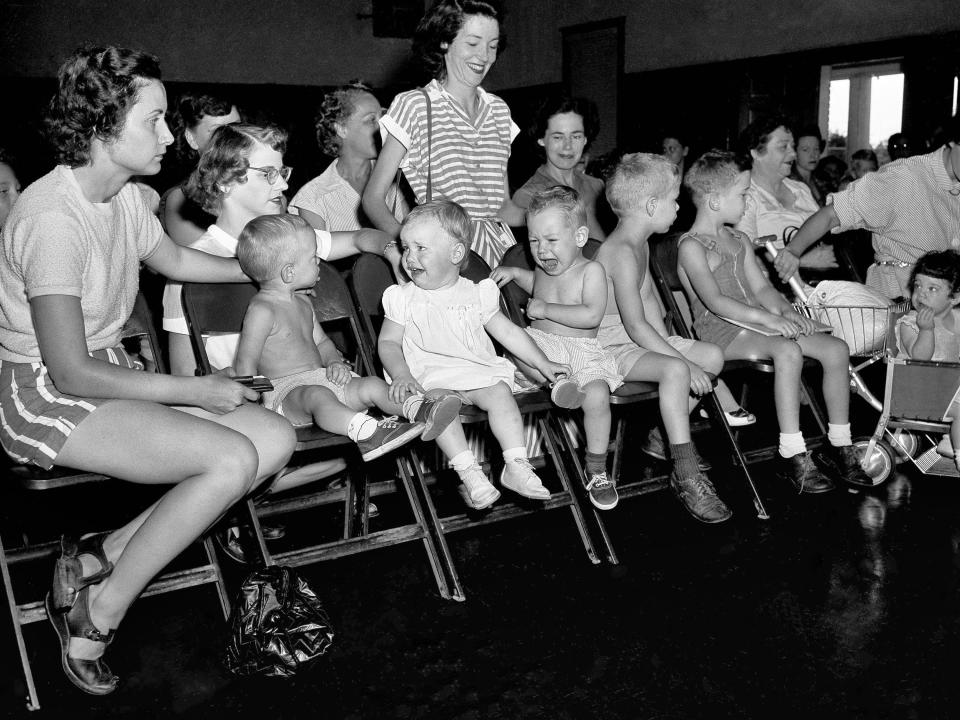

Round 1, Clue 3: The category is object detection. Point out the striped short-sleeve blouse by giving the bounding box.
[829,148,960,299]
[380,79,520,267]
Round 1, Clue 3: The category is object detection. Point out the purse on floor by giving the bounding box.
[223,565,334,677]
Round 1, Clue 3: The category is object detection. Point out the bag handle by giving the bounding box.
[420,87,432,203]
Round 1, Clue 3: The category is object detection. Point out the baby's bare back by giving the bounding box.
[258,294,327,379]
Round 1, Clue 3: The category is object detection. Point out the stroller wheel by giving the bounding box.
[853,436,896,486]
[888,429,918,462]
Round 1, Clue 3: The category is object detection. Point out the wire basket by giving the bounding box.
[793,301,910,357]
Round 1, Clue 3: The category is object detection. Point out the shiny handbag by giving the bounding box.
[223,565,334,677]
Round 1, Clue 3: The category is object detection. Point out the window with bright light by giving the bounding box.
[819,61,904,163]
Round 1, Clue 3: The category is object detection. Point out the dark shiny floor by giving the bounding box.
[4,456,960,719]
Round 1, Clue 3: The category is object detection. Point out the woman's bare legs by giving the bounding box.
[55,401,295,660]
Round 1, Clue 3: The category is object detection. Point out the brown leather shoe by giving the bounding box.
[669,470,733,523]
[46,586,118,695]
[775,451,835,494]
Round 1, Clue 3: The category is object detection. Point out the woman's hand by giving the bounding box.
[196,374,259,415]
[773,249,802,282]
[326,361,353,386]
[388,374,425,405]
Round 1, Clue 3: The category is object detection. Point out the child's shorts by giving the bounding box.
[0,347,143,469]
[597,316,698,376]
[262,367,359,427]
[525,327,623,391]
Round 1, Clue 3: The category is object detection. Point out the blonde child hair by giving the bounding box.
[237,213,312,283]
[402,199,473,267]
[605,152,679,215]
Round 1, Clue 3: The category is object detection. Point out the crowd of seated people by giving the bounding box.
[4,0,960,699]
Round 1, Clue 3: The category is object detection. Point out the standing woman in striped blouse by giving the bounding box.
[363,0,525,269]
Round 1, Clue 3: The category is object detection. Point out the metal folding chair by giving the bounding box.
[181,262,455,599]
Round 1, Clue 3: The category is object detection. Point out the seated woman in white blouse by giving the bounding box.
[735,115,837,271]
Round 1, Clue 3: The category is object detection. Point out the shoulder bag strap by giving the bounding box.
[420,87,432,203]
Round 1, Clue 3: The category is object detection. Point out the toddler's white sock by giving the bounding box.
[502,446,526,463]
[778,432,807,458]
[449,450,477,474]
[827,422,853,447]
[346,413,377,443]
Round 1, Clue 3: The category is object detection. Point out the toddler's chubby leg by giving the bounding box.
[342,375,462,442]
[463,382,550,500]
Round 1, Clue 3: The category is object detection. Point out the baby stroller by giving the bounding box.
[762,240,916,486]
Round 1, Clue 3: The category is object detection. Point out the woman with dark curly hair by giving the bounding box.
[290,82,408,232]
[0,46,295,695]
[363,0,524,268]
[159,91,240,246]
[512,96,606,239]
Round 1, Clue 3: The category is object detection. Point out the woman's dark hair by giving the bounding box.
[44,45,162,167]
[0,146,16,168]
[314,81,375,157]
[736,114,795,169]
[795,123,825,152]
[172,92,236,162]
[184,123,288,214]
[413,0,502,81]
[530,96,600,146]
[911,250,960,294]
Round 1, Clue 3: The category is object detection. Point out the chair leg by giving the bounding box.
[201,534,232,619]
[395,455,457,601]
[245,498,273,566]
[703,391,770,521]
[539,415,601,566]
[0,535,41,711]
[610,417,626,486]
[407,449,465,601]
[550,413,619,565]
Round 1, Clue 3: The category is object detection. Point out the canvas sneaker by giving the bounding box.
[585,470,619,510]
[356,417,424,462]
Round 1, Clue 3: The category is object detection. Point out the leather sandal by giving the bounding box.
[46,585,119,695]
[51,533,115,611]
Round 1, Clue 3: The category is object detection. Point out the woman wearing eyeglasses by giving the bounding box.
[162,122,391,377]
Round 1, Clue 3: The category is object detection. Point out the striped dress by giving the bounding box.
[380,79,519,268]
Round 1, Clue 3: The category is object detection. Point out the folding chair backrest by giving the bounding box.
[460,250,493,282]
[648,232,695,339]
[312,260,377,375]
[349,252,395,342]
[122,290,168,374]
[499,243,534,326]
[182,281,259,375]
[583,238,602,259]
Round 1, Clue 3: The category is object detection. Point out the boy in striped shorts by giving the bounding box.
[491,186,622,510]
